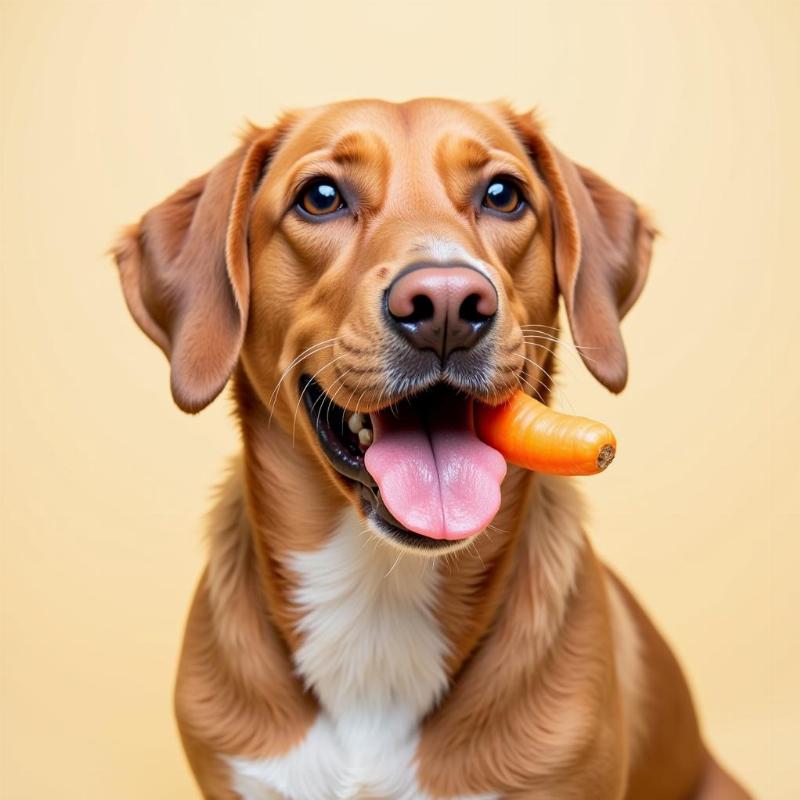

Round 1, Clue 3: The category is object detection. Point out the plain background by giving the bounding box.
[1,1,797,798]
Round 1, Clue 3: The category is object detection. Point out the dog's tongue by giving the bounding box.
[364,394,506,539]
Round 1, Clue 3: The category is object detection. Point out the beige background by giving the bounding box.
[1,1,797,798]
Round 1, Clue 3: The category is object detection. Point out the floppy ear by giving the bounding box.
[515,113,656,393]
[113,126,281,413]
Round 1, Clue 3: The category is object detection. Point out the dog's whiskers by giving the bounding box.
[306,366,353,435]
[468,540,486,569]
[486,522,508,535]
[519,323,561,332]
[325,383,350,431]
[520,326,601,355]
[384,550,405,577]
[520,336,587,379]
[291,353,349,443]
[521,333,600,368]
[268,337,341,426]
[322,367,356,432]
[517,353,576,413]
[342,368,370,416]
[517,371,548,405]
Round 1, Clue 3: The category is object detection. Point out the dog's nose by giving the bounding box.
[386,263,498,362]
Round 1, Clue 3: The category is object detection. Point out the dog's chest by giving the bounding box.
[227,708,430,800]
[226,512,494,799]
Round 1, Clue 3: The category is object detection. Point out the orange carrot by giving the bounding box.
[475,390,616,476]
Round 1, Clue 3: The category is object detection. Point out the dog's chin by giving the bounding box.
[298,373,505,557]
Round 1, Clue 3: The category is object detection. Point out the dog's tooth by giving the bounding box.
[348,413,364,434]
[358,428,373,447]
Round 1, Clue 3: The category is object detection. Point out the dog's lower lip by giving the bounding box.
[359,489,461,552]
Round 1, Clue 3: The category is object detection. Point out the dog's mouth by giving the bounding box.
[300,375,507,550]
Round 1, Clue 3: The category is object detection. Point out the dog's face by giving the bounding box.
[115,99,654,555]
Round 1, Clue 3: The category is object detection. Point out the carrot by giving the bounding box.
[474,390,616,476]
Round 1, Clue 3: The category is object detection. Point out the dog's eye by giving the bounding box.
[482,176,524,215]
[297,179,345,217]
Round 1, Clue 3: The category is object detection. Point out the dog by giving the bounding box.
[113,99,751,799]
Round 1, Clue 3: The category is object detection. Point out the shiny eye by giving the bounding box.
[482,176,524,215]
[298,179,345,216]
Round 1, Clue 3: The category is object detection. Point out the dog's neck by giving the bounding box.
[230,367,566,721]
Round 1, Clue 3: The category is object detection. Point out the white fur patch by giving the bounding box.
[290,510,450,719]
[420,237,492,279]
[226,511,497,799]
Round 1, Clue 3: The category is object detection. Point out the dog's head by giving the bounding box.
[114,99,654,554]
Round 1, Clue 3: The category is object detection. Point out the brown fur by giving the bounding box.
[114,99,752,798]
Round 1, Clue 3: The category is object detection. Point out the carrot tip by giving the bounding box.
[596,444,615,471]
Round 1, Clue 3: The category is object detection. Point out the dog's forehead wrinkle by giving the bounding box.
[330,129,391,166]
[279,98,513,168]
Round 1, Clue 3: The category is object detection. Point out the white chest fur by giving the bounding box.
[226,512,496,799]
[290,510,451,720]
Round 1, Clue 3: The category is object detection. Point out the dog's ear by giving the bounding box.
[113,125,282,413]
[514,113,656,393]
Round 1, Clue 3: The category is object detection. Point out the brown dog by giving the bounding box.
[114,99,751,799]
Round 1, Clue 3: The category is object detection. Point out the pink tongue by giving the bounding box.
[364,396,506,540]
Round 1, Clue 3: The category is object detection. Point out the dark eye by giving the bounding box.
[298,179,345,216]
[482,176,524,215]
